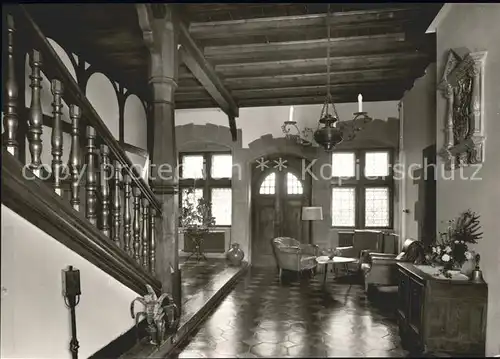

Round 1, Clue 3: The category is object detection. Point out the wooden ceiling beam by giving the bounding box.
[221,67,411,90]
[189,7,421,39]
[204,32,405,58]
[214,52,428,78]
[175,90,403,109]
[175,80,407,102]
[174,6,239,140]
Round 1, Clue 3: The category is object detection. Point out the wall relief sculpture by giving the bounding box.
[438,49,487,170]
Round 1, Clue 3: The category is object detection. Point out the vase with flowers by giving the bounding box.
[426,209,482,279]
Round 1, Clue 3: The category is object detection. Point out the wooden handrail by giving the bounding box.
[15,5,162,213]
[2,151,162,295]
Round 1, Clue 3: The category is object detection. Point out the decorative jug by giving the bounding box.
[226,243,244,266]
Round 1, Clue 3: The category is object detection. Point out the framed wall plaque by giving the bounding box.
[437,49,487,170]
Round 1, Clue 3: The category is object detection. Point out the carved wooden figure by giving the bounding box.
[2,15,19,158]
[112,161,122,247]
[132,186,142,264]
[51,79,64,195]
[69,105,81,211]
[142,197,150,269]
[28,50,44,177]
[85,126,98,225]
[100,145,111,237]
[123,171,132,255]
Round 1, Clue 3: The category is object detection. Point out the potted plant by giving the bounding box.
[179,187,216,261]
[427,209,482,278]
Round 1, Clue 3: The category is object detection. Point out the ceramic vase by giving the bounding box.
[226,243,244,266]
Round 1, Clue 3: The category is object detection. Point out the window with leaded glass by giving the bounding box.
[179,152,232,226]
[286,172,303,195]
[211,188,232,225]
[331,188,356,227]
[365,187,390,227]
[331,152,356,177]
[259,173,276,195]
[330,149,393,229]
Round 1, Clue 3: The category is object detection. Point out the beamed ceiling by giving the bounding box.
[24,3,442,110]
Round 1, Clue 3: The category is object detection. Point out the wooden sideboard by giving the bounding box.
[397,263,488,356]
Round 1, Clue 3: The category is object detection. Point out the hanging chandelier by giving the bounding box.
[281,4,372,152]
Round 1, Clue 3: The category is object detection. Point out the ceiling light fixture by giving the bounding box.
[282,4,373,151]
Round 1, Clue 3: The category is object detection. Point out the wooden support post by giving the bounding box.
[137,3,180,307]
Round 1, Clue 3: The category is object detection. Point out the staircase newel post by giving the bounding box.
[69,105,82,211]
[85,126,98,225]
[2,14,19,158]
[112,161,122,247]
[51,79,64,195]
[28,50,44,178]
[100,145,111,237]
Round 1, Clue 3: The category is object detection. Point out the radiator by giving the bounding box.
[183,231,226,253]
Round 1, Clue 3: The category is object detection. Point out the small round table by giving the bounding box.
[316,256,357,286]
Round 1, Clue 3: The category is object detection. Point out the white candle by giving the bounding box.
[358,94,363,113]
[289,105,294,122]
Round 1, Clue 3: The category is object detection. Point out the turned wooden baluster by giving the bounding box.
[85,126,97,225]
[2,15,19,158]
[142,197,150,269]
[28,50,43,177]
[51,79,64,195]
[123,171,132,255]
[69,105,81,211]
[112,161,122,247]
[100,145,111,237]
[132,185,141,263]
[150,208,156,274]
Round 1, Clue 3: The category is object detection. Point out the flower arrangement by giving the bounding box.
[179,187,216,238]
[427,209,482,278]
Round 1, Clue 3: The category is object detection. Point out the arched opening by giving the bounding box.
[251,154,312,267]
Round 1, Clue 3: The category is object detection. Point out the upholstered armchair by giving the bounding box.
[335,230,384,273]
[271,237,319,279]
[361,237,426,294]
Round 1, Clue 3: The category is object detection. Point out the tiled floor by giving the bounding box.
[172,267,407,358]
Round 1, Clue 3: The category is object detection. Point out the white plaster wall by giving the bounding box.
[86,72,120,140]
[435,4,500,355]
[0,205,139,359]
[175,101,399,148]
[401,63,437,240]
[124,94,148,150]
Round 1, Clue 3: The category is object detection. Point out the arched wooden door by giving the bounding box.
[251,155,311,267]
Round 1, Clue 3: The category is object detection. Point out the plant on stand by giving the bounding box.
[426,209,482,278]
[179,186,215,262]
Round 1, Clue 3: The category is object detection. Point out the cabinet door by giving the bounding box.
[397,269,409,320]
[409,277,424,335]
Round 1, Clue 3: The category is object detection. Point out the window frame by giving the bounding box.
[330,148,394,229]
[179,151,232,227]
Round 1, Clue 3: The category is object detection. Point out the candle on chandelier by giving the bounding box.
[289,105,294,122]
[358,94,363,113]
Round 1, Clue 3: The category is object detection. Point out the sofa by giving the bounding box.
[271,237,319,280]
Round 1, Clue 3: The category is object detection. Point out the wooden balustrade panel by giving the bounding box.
[132,185,141,264]
[142,197,149,269]
[2,15,19,158]
[28,50,43,177]
[112,161,122,247]
[69,105,81,211]
[86,126,98,226]
[100,145,111,237]
[150,208,156,275]
[50,79,64,195]
[123,172,132,255]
